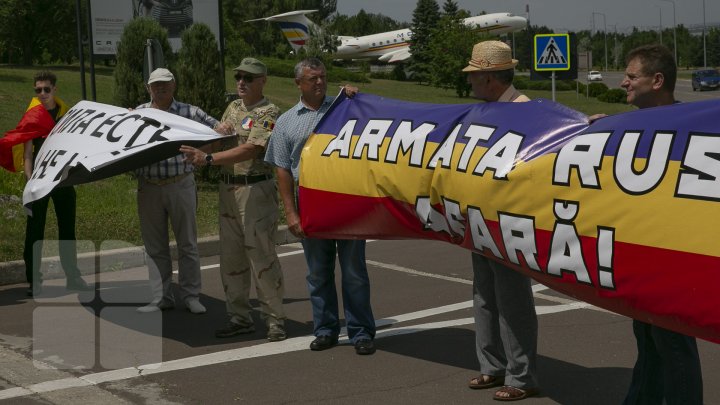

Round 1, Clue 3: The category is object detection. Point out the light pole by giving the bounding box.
[609,24,619,69]
[592,12,608,72]
[660,0,677,62]
[703,0,707,68]
[655,6,662,45]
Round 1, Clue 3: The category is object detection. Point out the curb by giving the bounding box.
[0,226,299,287]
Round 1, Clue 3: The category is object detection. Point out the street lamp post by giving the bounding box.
[592,12,608,72]
[655,6,662,45]
[660,0,677,62]
[703,0,707,68]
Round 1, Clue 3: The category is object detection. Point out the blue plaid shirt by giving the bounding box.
[264,96,335,180]
[135,99,219,179]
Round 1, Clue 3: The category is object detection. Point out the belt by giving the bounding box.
[143,172,191,186]
[221,173,272,185]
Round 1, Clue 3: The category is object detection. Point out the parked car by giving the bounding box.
[691,69,720,91]
[587,70,603,82]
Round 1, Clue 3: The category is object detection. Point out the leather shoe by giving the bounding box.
[66,277,93,291]
[309,335,338,351]
[354,338,376,355]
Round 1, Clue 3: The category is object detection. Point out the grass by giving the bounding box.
[0,65,634,262]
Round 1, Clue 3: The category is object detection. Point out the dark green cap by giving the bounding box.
[233,57,267,75]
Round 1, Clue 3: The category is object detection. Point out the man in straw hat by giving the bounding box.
[462,40,539,401]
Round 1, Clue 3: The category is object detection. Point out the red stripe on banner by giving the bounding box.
[299,186,720,343]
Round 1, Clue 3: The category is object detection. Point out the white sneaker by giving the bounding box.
[137,298,175,313]
[184,297,206,314]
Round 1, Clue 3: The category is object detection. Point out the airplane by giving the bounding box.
[248,10,527,63]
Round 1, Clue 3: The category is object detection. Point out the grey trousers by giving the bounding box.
[137,174,201,302]
[472,252,538,389]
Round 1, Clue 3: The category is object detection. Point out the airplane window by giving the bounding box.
[372,43,376,46]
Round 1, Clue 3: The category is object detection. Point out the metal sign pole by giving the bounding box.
[552,71,556,101]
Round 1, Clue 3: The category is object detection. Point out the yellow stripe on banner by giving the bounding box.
[301,134,718,257]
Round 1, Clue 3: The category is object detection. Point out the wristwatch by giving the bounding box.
[205,153,214,166]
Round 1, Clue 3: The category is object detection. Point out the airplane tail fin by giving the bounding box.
[246,10,320,52]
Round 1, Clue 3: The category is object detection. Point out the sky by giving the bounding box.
[335,0,718,34]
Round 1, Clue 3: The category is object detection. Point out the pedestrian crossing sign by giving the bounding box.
[534,34,570,71]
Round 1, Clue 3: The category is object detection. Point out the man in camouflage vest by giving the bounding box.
[180,58,286,342]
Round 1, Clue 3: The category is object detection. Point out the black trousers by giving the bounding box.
[23,186,80,284]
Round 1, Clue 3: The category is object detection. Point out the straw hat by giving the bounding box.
[462,41,518,72]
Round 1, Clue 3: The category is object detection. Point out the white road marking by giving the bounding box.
[3,250,597,400]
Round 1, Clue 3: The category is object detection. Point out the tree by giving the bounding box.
[408,0,440,84]
[176,23,226,119]
[114,18,173,108]
[0,0,78,65]
[301,22,340,61]
[428,12,483,97]
[441,0,459,17]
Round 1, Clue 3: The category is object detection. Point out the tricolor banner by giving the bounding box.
[22,101,223,209]
[299,93,720,343]
[0,97,69,173]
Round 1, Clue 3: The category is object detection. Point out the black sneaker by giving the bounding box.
[215,321,255,338]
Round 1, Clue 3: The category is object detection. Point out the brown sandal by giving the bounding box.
[468,375,504,389]
[493,386,539,401]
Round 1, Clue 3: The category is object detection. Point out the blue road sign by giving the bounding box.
[534,34,570,71]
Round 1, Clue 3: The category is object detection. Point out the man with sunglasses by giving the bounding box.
[180,58,287,342]
[135,68,231,315]
[21,71,93,296]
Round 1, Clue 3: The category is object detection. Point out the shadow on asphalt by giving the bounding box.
[379,327,631,404]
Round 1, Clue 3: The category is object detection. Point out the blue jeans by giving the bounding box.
[623,320,703,405]
[301,238,375,343]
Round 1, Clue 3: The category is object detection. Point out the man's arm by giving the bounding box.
[276,167,303,238]
[180,143,262,166]
[23,140,33,180]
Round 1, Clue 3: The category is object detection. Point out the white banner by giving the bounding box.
[91,0,221,55]
[23,101,222,208]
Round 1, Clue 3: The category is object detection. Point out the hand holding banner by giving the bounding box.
[299,92,720,343]
[22,100,223,209]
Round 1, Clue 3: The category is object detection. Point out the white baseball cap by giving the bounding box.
[147,68,175,84]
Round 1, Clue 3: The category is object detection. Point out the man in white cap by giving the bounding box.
[180,58,287,342]
[136,68,232,314]
[462,41,539,401]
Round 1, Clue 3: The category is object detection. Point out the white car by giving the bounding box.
[587,70,603,81]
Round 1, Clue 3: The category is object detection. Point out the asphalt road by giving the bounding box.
[0,239,718,404]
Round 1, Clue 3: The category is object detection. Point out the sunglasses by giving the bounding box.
[34,86,52,94]
[234,73,259,83]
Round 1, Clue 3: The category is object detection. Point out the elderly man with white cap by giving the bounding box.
[135,68,231,315]
[462,41,539,401]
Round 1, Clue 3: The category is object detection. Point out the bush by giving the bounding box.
[262,57,370,83]
[598,88,627,104]
[176,23,226,119]
[588,82,609,98]
[114,18,173,108]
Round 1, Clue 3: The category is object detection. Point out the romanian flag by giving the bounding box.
[0,97,68,172]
